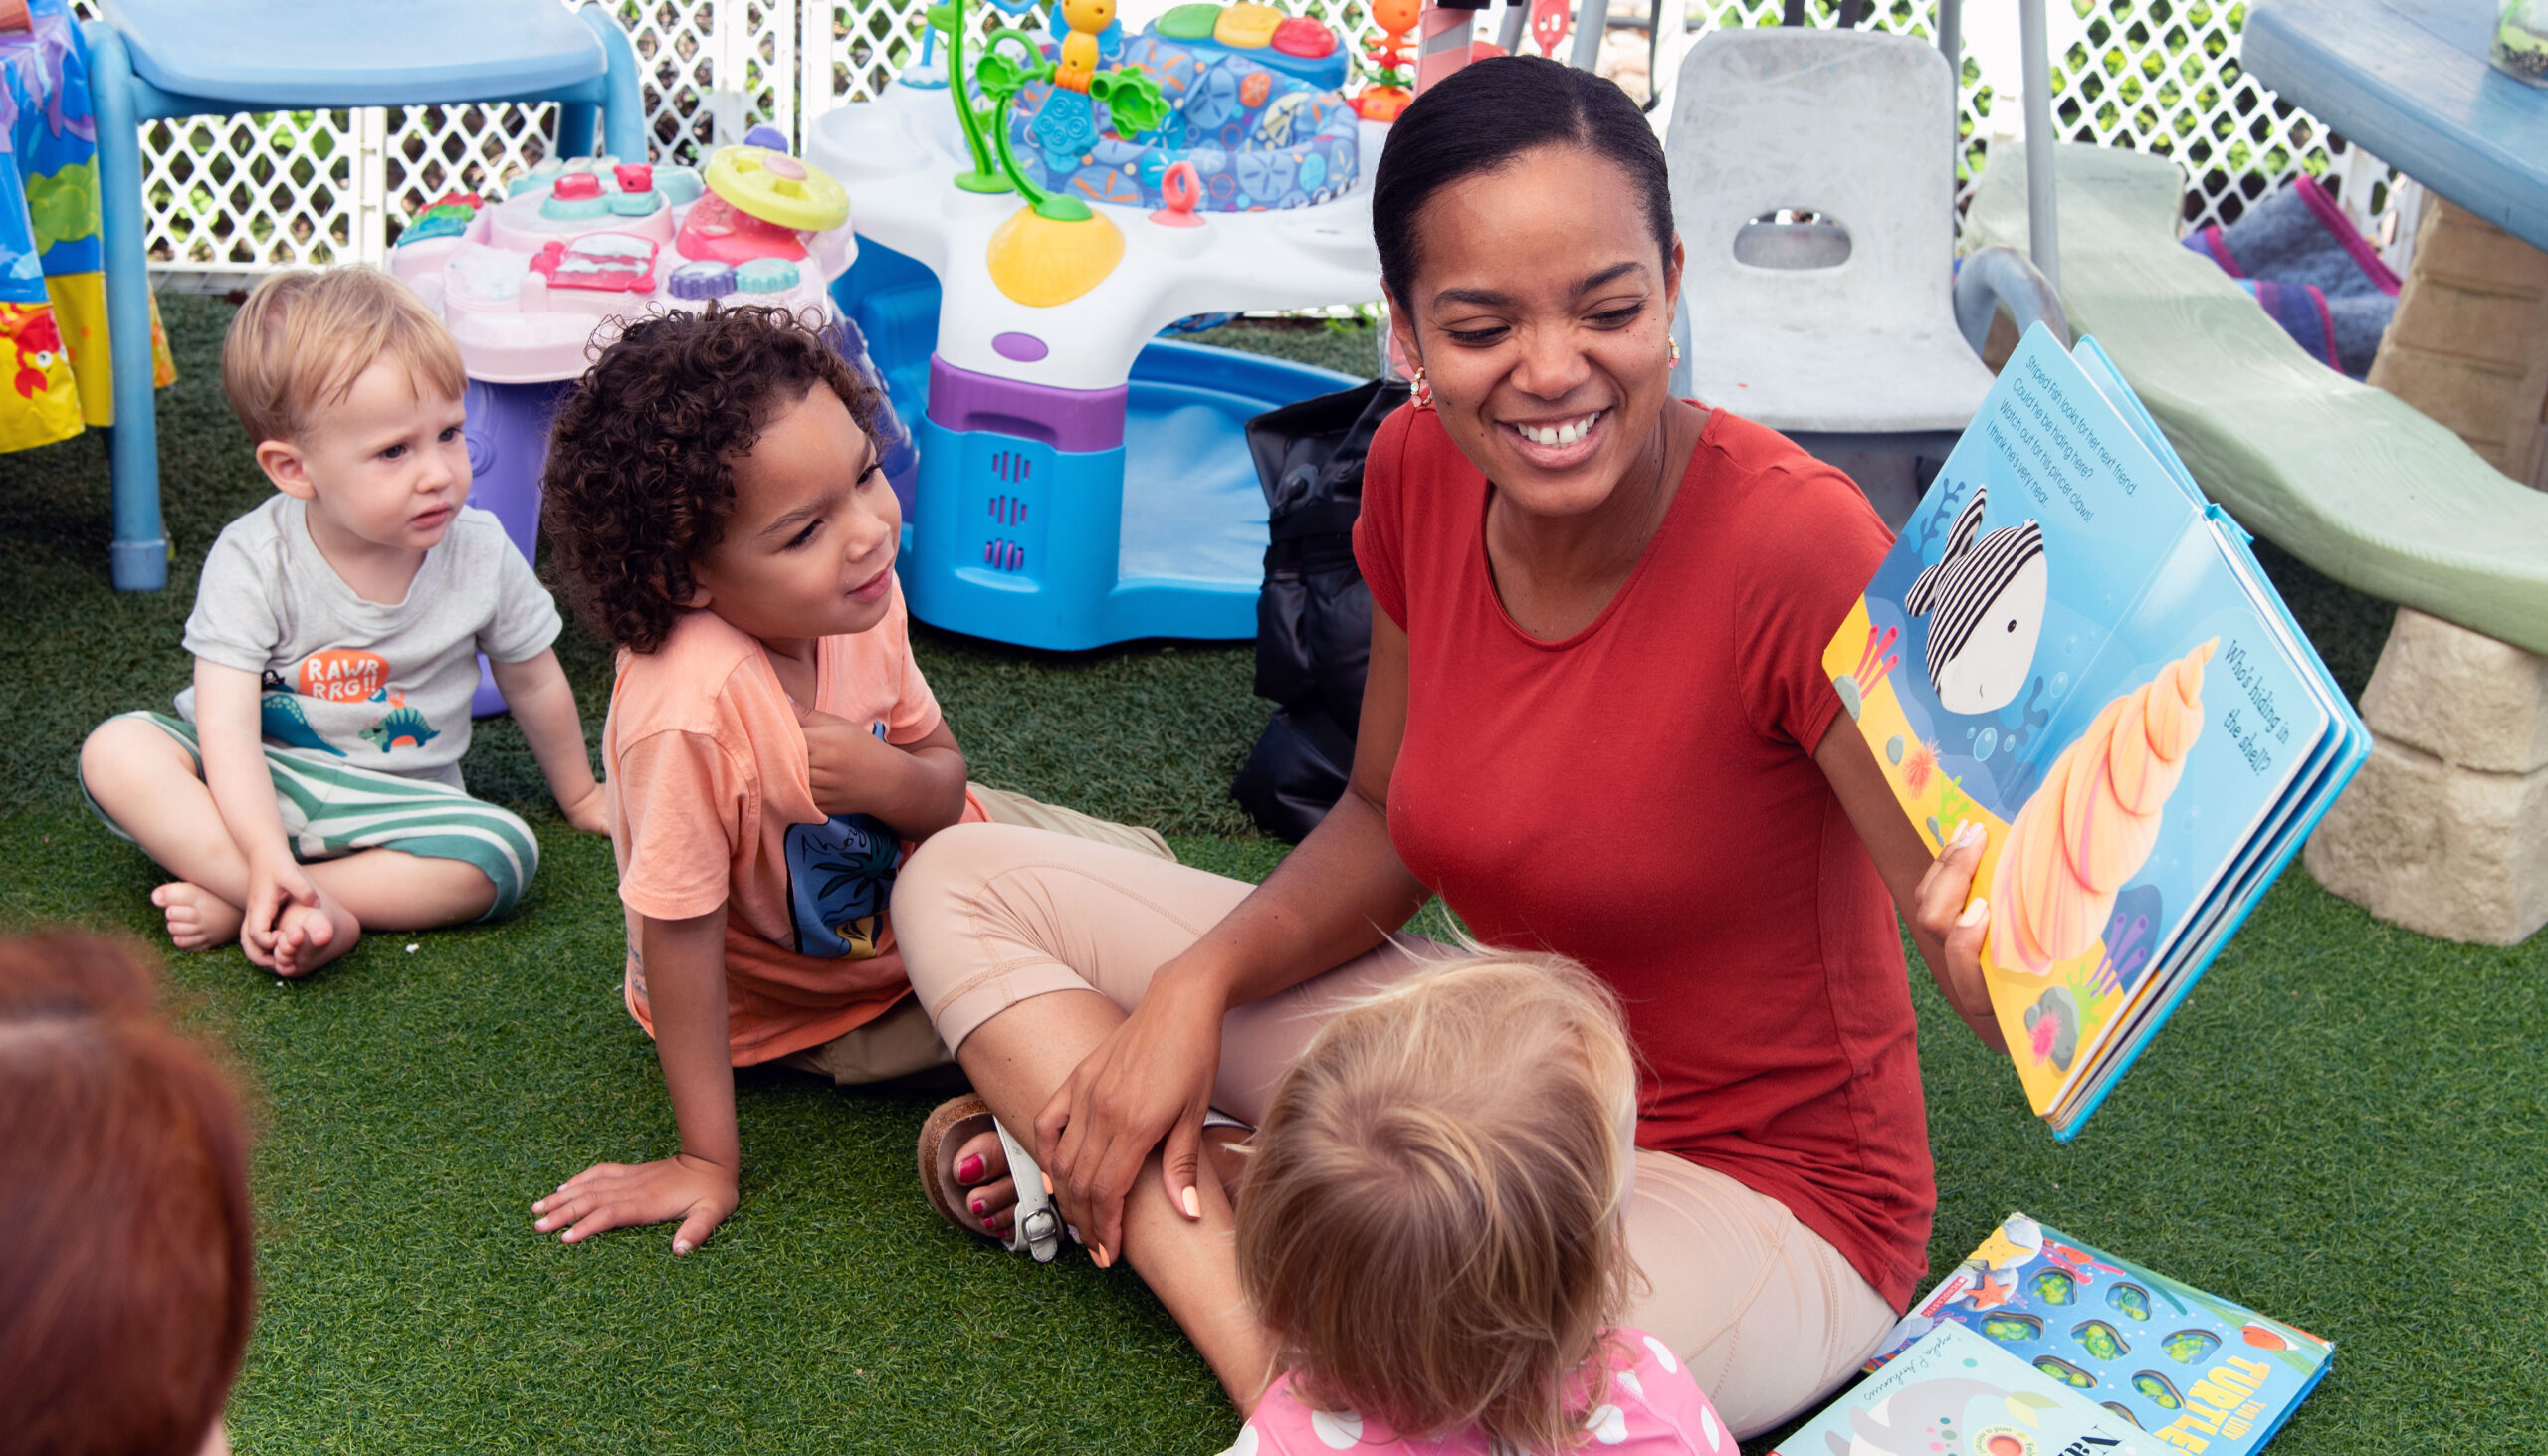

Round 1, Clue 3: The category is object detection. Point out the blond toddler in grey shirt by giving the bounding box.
[79,268,604,976]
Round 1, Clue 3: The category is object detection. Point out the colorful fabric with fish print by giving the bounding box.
[0,1,173,451]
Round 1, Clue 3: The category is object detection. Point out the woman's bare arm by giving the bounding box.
[1813,719,2005,1052]
[1037,612,1433,1260]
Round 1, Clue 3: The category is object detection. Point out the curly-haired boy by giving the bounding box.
[531,305,1169,1254]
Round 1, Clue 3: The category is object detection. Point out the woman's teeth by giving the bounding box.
[1517,412,1602,447]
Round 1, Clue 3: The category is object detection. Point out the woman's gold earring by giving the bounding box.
[1668,337,1681,368]
[1409,363,1433,410]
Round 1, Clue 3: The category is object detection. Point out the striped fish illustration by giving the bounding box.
[1904,486,2047,715]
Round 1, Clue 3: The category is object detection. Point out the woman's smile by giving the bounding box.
[1504,408,1609,467]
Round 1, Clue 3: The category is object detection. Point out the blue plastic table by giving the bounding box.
[85,0,645,589]
[2243,0,2548,253]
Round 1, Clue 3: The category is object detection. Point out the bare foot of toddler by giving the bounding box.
[150,882,245,951]
[269,893,361,978]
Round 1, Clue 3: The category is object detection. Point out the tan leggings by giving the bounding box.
[777,784,1176,1087]
[892,822,1900,1437]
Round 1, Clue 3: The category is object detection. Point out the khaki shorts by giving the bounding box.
[775,783,1174,1090]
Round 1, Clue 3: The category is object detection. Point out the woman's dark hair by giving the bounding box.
[0,933,256,1456]
[540,304,885,653]
[1371,57,1674,308]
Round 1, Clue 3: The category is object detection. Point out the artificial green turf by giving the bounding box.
[1,295,2540,1453]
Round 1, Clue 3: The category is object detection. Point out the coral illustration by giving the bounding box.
[1988,641,2216,975]
[2024,984,2081,1070]
[1834,621,1899,720]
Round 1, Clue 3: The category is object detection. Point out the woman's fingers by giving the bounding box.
[1914,820,1987,937]
[1033,1076,1078,1179]
[560,1202,625,1243]
[1162,1106,1205,1222]
[1945,898,2005,1049]
[1912,821,2008,1051]
[532,1192,588,1234]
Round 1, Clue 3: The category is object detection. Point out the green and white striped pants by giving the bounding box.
[84,711,539,919]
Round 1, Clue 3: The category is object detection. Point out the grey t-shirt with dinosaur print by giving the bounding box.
[176,495,561,789]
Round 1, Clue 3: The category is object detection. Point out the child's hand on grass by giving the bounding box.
[558,780,608,835]
[533,1152,738,1254]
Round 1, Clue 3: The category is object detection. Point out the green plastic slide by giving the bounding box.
[1963,142,2548,657]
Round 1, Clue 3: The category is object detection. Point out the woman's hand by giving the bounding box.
[1911,821,2004,1052]
[1814,723,2006,1054]
[1034,958,1229,1268]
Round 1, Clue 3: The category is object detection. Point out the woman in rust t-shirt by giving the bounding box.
[891,57,2001,1437]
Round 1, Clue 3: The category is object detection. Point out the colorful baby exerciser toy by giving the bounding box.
[808,0,1383,650]
[389,134,910,710]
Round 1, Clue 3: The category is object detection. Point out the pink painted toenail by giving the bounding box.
[969,1198,985,1217]
[956,1154,983,1183]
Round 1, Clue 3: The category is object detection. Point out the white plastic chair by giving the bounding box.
[1662,27,2061,464]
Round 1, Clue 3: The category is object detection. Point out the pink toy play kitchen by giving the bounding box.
[389,137,912,714]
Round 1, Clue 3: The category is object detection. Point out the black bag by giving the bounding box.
[1231,377,1407,841]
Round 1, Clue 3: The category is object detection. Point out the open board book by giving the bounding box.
[1773,1322,2146,1456]
[1863,1213,2333,1456]
[1821,324,2368,1139]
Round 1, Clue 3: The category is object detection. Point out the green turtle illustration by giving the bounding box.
[2073,1320,2130,1360]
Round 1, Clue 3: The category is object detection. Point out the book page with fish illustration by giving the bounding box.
[1870,1214,2332,1456]
[1819,330,2204,860]
[1822,325,2345,1121]
[2042,526,2358,1134]
[1772,1322,2145,1456]
[1988,523,2329,1118]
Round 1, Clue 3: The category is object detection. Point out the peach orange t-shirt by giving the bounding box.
[602,584,984,1064]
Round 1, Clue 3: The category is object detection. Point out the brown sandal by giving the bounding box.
[917,1094,1062,1262]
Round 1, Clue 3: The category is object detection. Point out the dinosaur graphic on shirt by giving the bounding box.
[354,686,437,753]
[259,691,347,756]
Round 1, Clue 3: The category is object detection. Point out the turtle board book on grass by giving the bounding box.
[1772,1321,2147,1456]
[1858,1213,2332,1456]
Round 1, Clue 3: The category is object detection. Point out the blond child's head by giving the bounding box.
[221,267,472,553]
[1236,949,1642,1453]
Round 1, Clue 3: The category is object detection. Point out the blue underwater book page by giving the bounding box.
[2069,337,2204,509]
[2050,531,2366,1135]
[1828,324,2363,1126]
[1842,325,2208,834]
[2045,526,2331,989]
[1772,1322,2145,1456]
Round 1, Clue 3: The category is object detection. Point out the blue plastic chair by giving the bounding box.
[84,0,646,589]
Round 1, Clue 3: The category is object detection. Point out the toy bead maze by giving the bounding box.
[389,143,911,712]
[807,0,1383,651]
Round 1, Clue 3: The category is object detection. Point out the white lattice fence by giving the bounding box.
[82,0,2399,287]
[1671,0,2402,238]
